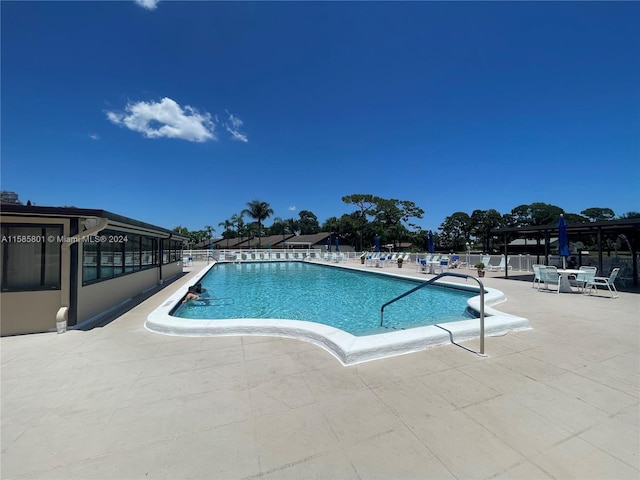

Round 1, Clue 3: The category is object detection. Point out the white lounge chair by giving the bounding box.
[584,268,620,298]
[488,256,511,271]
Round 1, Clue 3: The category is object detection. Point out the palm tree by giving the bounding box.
[231,213,245,245]
[243,200,274,247]
[218,219,233,248]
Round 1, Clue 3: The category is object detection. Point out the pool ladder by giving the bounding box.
[380,272,486,355]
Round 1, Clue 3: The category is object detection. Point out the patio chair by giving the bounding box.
[417,255,431,272]
[481,256,493,270]
[532,264,544,288]
[539,266,560,293]
[613,264,633,287]
[379,254,392,267]
[584,268,620,298]
[569,266,597,293]
[438,257,449,273]
[366,253,380,266]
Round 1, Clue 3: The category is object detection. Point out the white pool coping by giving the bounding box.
[145,262,531,365]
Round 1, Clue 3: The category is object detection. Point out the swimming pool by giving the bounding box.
[172,262,476,336]
[146,261,530,365]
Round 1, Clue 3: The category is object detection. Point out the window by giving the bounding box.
[1,224,62,291]
[83,238,98,282]
[82,229,159,285]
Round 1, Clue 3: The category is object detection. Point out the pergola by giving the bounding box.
[491,217,640,285]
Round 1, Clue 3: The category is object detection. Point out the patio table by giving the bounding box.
[556,269,583,293]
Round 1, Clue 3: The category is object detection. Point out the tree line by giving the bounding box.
[175,197,639,252]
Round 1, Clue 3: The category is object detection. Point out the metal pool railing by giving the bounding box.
[380,272,486,355]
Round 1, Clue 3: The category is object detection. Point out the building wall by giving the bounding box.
[1,211,185,336]
[0,215,71,336]
[76,267,159,325]
[161,261,183,282]
[0,290,62,335]
[75,243,183,327]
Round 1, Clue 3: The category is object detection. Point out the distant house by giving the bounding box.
[242,234,294,249]
[285,232,353,252]
[1,205,188,336]
[204,232,354,251]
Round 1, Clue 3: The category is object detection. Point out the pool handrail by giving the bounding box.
[380,272,486,355]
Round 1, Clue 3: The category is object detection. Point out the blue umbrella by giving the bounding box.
[557,214,570,268]
[327,237,331,252]
[428,230,435,254]
[374,235,380,252]
[335,237,340,252]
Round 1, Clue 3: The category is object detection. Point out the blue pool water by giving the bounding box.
[173,262,476,336]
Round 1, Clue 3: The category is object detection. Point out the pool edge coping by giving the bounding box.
[145,261,531,365]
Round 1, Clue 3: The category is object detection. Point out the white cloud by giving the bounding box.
[224,110,248,143]
[89,133,100,140]
[134,0,159,11]
[288,206,296,211]
[106,97,216,142]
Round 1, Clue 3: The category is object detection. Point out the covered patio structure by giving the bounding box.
[492,217,640,286]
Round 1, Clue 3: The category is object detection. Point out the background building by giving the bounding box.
[1,205,188,336]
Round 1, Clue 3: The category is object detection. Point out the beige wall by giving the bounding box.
[161,261,183,282]
[76,257,183,326]
[1,290,61,335]
[2,212,186,335]
[0,216,71,336]
[77,267,158,324]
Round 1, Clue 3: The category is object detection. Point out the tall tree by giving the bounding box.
[619,211,640,219]
[230,212,245,244]
[439,212,471,251]
[298,210,320,235]
[470,209,503,253]
[243,200,274,246]
[581,207,615,222]
[342,194,376,251]
[510,202,564,227]
[218,218,234,248]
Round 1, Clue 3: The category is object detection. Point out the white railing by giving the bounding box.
[182,249,637,282]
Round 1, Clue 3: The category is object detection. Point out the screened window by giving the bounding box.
[1,224,62,291]
[82,230,159,284]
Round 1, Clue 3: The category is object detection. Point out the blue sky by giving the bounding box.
[2,1,639,234]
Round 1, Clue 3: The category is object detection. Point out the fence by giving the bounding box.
[182,249,637,284]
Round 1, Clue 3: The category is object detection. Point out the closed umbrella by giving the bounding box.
[557,214,570,268]
[428,230,435,254]
[374,235,380,252]
[335,237,340,252]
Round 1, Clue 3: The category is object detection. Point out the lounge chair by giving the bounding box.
[481,256,492,270]
[488,256,511,271]
[584,268,620,298]
[366,253,380,266]
[379,254,391,267]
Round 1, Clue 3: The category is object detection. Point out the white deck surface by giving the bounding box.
[2,259,638,479]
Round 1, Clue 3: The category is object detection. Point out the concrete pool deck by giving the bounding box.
[2,259,639,479]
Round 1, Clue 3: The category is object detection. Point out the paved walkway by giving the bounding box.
[2,260,638,479]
